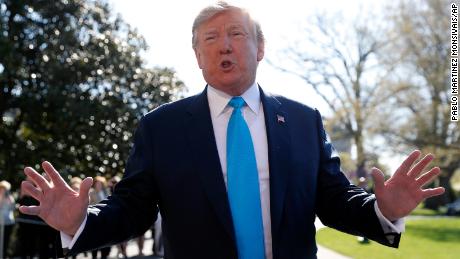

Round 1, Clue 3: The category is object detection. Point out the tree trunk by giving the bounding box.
[424,168,455,210]
[354,134,367,179]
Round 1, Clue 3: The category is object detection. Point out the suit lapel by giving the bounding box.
[184,87,236,242]
[260,88,291,240]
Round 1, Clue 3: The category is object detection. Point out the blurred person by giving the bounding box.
[15,176,58,258]
[70,177,83,192]
[136,233,145,257]
[66,176,84,259]
[89,176,111,259]
[107,176,121,195]
[152,213,164,257]
[19,2,446,259]
[108,176,127,259]
[89,176,109,205]
[0,180,15,257]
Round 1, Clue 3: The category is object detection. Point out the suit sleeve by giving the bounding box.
[313,110,400,248]
[68,116,159,255]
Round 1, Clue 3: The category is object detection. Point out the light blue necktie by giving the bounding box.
[227,96,265,259]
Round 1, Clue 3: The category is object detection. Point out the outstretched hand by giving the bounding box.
[371,150,445,221]
[19,161,93,236]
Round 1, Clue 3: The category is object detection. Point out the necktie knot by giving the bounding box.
[228,96,245,109]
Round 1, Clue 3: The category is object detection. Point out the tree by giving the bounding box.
[381,0,459,208]
[0,0,185,187]
[272,11,405,178]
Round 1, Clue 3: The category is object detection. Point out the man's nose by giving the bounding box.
[219,36,232,54]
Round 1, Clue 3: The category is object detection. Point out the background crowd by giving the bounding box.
[0,176,164,258]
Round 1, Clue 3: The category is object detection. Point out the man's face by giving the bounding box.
[194,9,264,96]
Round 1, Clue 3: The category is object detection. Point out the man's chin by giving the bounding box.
[211,82,252,96]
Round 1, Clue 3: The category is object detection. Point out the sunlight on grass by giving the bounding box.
[316,218,460,259]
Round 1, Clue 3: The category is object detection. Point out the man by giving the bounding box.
[20,2,444,259]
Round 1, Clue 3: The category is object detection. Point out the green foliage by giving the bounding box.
[381,0,459,208]
[279,0,458,205]
[317,218,460,259]
[278,9,405,180]
[0,0,185,187]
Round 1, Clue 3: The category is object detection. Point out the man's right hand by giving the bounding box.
[19,161,93,236]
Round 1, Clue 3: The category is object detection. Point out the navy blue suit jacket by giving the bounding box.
[69,87,400,259]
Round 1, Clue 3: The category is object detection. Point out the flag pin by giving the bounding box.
[277,114,285,123]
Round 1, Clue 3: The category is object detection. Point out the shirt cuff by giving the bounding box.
[374,201,405,234]
[60,214,88,249]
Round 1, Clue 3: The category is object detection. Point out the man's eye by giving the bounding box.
[205,36,216,41]
[232,31,243,36]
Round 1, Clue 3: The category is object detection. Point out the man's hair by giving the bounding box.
[192,1,265,49]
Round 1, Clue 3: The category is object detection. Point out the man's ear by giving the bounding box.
[256,41,264,61]
[194,47,204,69]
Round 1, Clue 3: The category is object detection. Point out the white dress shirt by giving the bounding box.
[207,83,273,258]
[62,83,404,258]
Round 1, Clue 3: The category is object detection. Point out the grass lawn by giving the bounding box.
[410,207,445,216]
[410,203,446,216]
[316,217,460,259]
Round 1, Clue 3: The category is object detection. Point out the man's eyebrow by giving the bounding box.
[227,24,246,30]
[228,23,243,28]
[203,29,218,35]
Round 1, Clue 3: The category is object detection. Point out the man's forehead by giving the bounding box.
[199,10,251,30]
[202,22,247,32]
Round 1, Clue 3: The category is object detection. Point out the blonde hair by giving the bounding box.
[192,1,264,49]
[0,180,11,191]
[94,176,107,187]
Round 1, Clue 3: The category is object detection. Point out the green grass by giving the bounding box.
[316,218,460,259]
[410,207,445,216]
[409,203,447,216]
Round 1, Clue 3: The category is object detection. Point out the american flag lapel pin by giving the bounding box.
[277,114,285,124]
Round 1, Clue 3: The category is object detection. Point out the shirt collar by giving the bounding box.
[207,82,261,118]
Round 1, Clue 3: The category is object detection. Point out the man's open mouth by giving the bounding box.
[220,60,234,70]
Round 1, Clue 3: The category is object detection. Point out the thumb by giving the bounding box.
[79,177,93,201]
[371,167,385,194]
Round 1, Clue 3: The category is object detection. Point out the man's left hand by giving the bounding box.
[371,150,445,221]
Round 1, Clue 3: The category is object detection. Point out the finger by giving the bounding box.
[79,177,93,201]
[371,167,385,194]
[42,161,66,187]
[394,150,421,176]
[407,154,434,178]
[422,187,445,199]
[416,167,441,187]
[24,167,51,191]
[21,181,43,202]
[19,205,41,216]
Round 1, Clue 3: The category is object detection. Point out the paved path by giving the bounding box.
[317,245,351,259]
[315,218,351,259]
